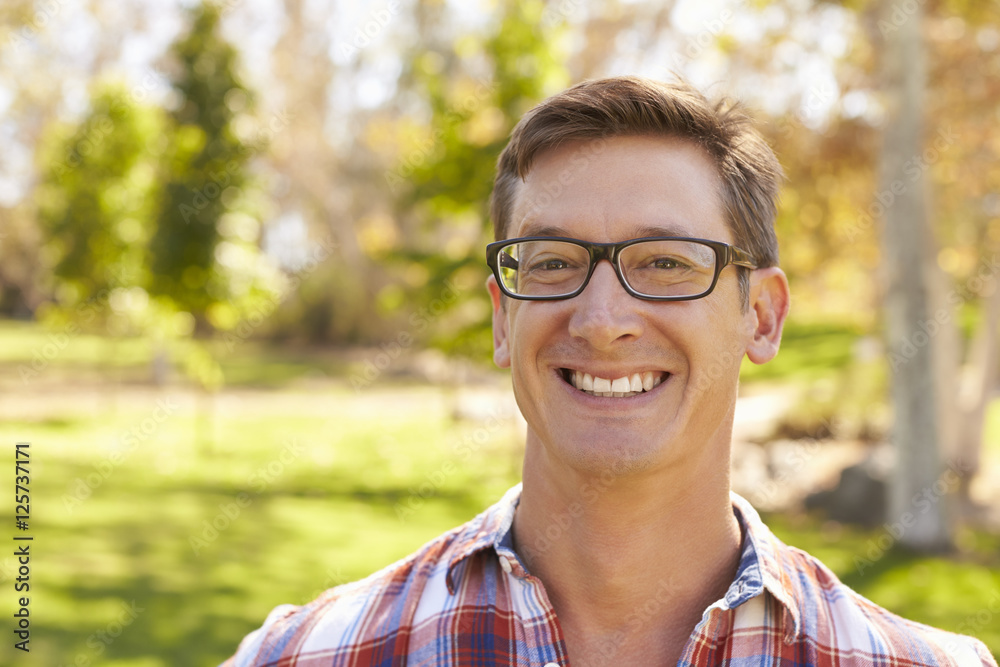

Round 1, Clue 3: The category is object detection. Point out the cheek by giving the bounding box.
[681,306,747,381]
[508,304,558,363]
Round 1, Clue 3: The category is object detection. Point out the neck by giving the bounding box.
[513,435,742,663]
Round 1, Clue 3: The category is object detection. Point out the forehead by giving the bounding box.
[509,135,730,243]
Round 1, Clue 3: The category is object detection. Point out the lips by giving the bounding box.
[560,368,668,397]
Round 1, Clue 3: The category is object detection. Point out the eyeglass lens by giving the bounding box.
[496,240,718,298]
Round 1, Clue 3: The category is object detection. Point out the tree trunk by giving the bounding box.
[880,0,951,551]
[955,282,1000,505]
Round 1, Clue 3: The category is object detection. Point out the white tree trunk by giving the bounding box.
[880,0,952,550]
[956,283,1000,496]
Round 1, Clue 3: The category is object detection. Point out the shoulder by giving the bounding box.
[222,529,464,666]
[218,489,519,667]
[772,542,997,666]
[731,493,996,666]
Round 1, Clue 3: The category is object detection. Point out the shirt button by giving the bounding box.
[544,663,560,667]
[499,556,513,574]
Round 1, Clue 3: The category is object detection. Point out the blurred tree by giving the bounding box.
[150,0,277,334]
[35,82,164,332]
[922,6,1000,506]
[1,1,156,319]
[880,0,951,550]
[746,0,998,511]
[262,0,387,346]
[382,0,569,358]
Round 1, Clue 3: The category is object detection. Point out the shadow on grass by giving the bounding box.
[42,542,264,666]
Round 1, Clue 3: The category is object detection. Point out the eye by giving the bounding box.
[651,257,689,270]
[527,255,577,272]
[538,258,570,270]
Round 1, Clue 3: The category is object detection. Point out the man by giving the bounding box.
[223,76,996,666]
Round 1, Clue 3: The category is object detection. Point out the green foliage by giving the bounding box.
[741,319,866,381]
[150,1,277,330]
[32,1,283,395]
[36,82,165,327]
[383,0,570,359]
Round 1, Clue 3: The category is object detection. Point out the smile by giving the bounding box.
[559,368,668,398]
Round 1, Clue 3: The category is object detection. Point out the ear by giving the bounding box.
[745,267,790,365]
[487,275,511,369]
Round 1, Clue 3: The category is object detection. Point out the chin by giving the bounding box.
[544,429,671,479]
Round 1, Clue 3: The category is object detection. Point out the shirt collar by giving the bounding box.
[445,483,521,593]
[445,484,804,641]
[728,491,803,640]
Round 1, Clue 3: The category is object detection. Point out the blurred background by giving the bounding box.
[0,0,998,664]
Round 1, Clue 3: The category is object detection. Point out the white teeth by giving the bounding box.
[593,376,612,392]
[566,369,666,396]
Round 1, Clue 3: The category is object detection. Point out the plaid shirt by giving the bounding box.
[223,485,996,666]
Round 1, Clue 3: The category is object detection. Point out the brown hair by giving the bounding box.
[490,76,783,300]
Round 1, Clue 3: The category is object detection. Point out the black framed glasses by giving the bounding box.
[486,236,757,301]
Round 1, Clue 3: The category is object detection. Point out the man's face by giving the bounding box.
[488,135,762,477]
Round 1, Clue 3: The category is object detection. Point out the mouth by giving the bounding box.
[559,368,669,398]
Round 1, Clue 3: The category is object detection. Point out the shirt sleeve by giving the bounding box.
[218,603,300,667]
[970,636,999,667]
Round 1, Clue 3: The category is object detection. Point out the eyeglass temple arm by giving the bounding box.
[728,246,757,269]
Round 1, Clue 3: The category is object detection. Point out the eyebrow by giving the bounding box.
[517,223,696,239]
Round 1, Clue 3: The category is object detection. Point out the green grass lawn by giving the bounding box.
[0,319,997,664]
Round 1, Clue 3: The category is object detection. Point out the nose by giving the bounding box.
[567,260,644,349]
